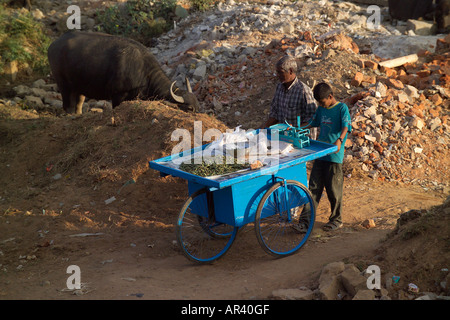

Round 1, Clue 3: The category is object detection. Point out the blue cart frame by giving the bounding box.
[149,133,337,263]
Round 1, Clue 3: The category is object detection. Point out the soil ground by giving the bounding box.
[0,0,449,303]
[0,102,448,301]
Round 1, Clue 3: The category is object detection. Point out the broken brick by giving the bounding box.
[364,60,378,70]
[382,66,397,78]
[416,70,431,78]
[386,78,404,90]
[351,72,364,87]
[356,59,365,68]
[429,94,443,106]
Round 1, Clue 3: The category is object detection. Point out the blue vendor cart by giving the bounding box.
[149,127,337,264]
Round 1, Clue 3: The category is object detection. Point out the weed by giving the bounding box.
[0,5,51,77]
[189,0,219,12]
[96,0,177,46]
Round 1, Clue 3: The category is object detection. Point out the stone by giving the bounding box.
[410,117,425,130]
[32,79,46,88]
[193,64,207,80]
[404,85,419,99]
[322,49,336,60]
[428,117,442,131]
[429,94,443,106]
[271,288,314,300]
[318,261,345,300]
[352,289,376,300]
[24,96,44,109]
[13,85,30,98]
[340,264,368,296]
[375,82,387,97]
[362,219,376,229]
[364,60,378,70]
[386,78,404,90]
[406,19,435,36]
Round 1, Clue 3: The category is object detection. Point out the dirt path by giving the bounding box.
[1,177,444,300]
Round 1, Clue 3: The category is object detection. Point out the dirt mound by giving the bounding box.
[352,196,450,299]
[0,100,228,210]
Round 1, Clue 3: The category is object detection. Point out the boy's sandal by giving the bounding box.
[322,221,343,231]
[292,222,309,233]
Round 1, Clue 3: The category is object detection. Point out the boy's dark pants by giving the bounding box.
[300,159,343,225]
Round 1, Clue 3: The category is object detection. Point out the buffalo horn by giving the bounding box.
[170,81,184,104]
[186,77,192,93]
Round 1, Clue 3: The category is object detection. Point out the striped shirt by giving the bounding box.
[269,77,318,127]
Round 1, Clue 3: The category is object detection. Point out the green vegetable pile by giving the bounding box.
[179,156,248,177]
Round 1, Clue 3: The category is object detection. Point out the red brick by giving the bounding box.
[429,94,443,106]
[356,59,365,68]
[364,60,378,70]
[416,70,431,78]
[386,78,404,90]
[397,69,407,77]
[351,72,364,87]
[429,107,441,117]
[362,75,376,84]
[382,66,397,78]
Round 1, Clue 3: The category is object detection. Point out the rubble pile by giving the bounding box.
[2,0,448,190]
[344,35,449,190]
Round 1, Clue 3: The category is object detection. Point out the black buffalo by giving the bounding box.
[47,31,200,114]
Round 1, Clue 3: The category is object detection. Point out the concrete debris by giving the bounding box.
[1,0,448,191]
[275,260,450,300]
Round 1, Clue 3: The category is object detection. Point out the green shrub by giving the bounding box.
[189,0,218,12]
[96,0,177,46]
[0,5,51,76]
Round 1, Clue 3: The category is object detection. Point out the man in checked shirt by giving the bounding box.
[262,55,317,135]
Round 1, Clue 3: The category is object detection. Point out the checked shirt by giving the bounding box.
[269,77,317,127]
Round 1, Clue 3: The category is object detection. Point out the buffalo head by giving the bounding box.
[170,78,200,112]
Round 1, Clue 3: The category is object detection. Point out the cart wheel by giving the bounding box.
[255,180,315,257]
[176,188,238,264]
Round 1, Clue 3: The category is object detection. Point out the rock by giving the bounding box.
[193,64,207,80]
[352,289,376,300]
[271,288,314,300]
[404,85,419,99]
[279,21,295,34]
[406,19,436,36]
[13,85,30,98]
[322,49,336,60]
[340,264,367,296]
[32,79,46,89]
[362,219,376,229]
[351,72,364,87]
[24,96,44,109]
[375,82,387,97]
[318,261,345,300]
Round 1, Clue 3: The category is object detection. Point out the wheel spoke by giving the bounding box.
[176,189,238,263]
[255,180,315,256]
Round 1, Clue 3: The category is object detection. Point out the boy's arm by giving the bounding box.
[335,126,349,152]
